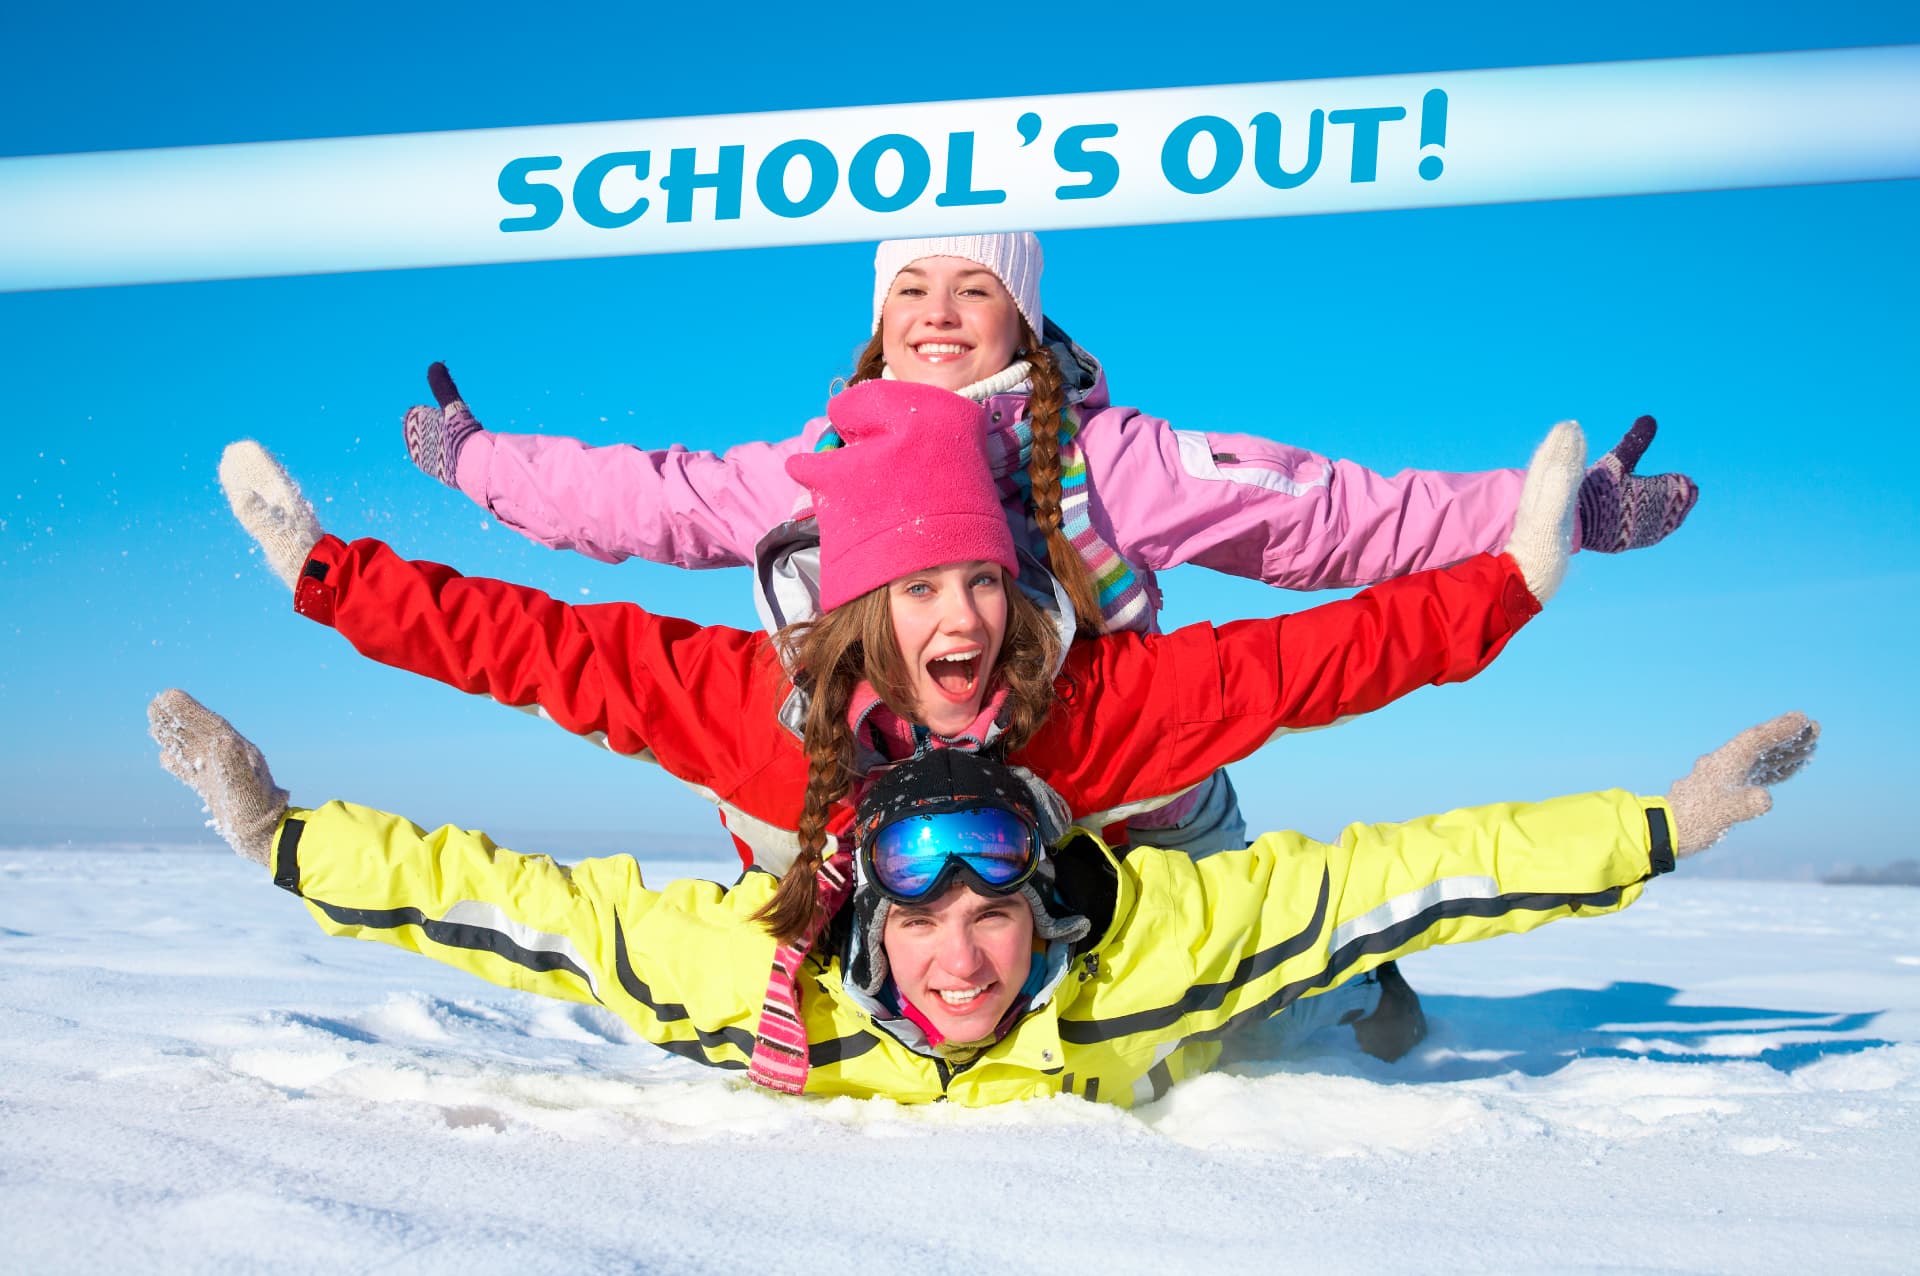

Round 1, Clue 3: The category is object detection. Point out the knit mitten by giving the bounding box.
[1577,416,1699,553]
[148,689,288,867]
[1666,711,1819,856]
[218,440,324,591]
[402,362,485,487]
[1502,421,1586,604]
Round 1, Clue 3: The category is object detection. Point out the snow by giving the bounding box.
[3,843,1916,1273]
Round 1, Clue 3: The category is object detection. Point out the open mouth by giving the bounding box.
[927,651,980,700]
[936,984,990,1007]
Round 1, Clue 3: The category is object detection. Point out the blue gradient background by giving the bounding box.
[2,2,1915,878]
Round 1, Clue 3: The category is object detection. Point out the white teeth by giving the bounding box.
[917,343,966,355]
[937,986,987,1006]
[933,652,977,664]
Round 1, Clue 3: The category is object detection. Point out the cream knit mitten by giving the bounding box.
[1502,421,1587,605]
[218,441,324,590]
[1666,711,1820,856]
[148,689,288,867]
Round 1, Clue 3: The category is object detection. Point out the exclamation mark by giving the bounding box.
[1418,89,1448,180]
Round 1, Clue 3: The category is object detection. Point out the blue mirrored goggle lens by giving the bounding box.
[867,807,1037,901]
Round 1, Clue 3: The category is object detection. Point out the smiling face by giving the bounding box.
[881,881,1036,1042]
[887,561,1010,738]
[878,257,1024,392]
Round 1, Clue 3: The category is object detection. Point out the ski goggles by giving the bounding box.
[860,805,1042,904]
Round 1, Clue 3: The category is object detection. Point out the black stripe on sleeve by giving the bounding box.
[308,898,595,988]
[809,1033,881,1067]
[273,816,305,895]
[610,916,757,1063]
[1646,806,1675,875]
[1057,869,1331,1046]
[1193,882,1633,1045]
[1063,872,1633,1050]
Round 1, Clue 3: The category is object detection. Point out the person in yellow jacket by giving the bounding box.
[147,690,1816,1109]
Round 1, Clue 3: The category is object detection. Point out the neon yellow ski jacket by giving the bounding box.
[270,789,1676,1108]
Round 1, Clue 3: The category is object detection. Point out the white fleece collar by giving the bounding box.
[880,359,1032,402]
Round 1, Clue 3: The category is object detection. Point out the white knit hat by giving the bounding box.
[871,233,1043,334]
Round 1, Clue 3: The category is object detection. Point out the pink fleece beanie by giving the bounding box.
[785,381,1017,612]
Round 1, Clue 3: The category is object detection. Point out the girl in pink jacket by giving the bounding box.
[402,233,1698,851]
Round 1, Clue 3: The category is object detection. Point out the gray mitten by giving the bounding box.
[402,362,485,487]
[1666,711,1820,856]
[148,689,288,867]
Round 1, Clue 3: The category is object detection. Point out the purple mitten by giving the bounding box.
[402,362,485,487]
[1576,416,1699,553]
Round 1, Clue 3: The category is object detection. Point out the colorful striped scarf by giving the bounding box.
[746,847,853,1094]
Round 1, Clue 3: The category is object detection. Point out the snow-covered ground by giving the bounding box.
[3,842,1916,1274]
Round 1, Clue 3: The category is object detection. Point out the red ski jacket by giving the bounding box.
[292,536,1540,869]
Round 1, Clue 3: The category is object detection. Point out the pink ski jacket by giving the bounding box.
[449,339,1536,634]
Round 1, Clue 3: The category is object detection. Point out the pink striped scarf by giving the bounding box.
[745,848,853,1094]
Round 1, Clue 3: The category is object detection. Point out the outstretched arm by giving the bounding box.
[404,363,812,569]
[1083,410,1696,590]
[1116,712,1817,1045]
[1036,424,1583,822]
[148,690,772,1070]
[295,533,778,783]
[275,799,771,1071]
[220,440,784,791]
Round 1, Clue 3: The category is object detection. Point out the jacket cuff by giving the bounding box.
[291,534,349,627]
[1494,552,1544,625]
[1644,800,1676,876]
[272,810,307,894]
[453,429,494,504]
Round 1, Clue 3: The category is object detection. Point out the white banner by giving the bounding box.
[3,46,1916,292]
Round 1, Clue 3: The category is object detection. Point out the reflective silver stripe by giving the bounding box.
[704,795,806,875]
[1077,781,1203,832]
[439,900,601,1000]
[1131,1038,1183,1106]
[1174,429,1329,496]
[1329,875,1501,954]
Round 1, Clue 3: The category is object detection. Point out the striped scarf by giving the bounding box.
[746,847,854,1094]
[816,390,1151,633]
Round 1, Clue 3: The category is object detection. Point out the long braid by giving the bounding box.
[1021,337,1104,637]
[755,702,854,945]
[754,590,894,944]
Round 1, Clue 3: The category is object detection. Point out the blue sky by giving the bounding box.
[2,2,1915,877]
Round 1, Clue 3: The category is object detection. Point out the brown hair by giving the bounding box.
[849,318,1105,639]
[753,570,1063,944]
